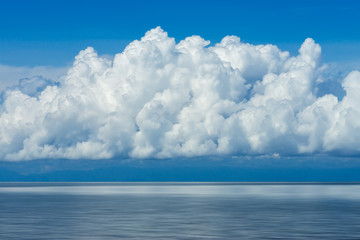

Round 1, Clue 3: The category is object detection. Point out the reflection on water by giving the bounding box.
[0,183,359,239]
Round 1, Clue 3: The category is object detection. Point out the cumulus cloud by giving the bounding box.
[0,27,359,161]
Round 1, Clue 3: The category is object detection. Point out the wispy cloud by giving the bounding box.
[0,27,359,161]
[0,64,67,91]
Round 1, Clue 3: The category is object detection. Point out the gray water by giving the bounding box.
[0,183,359,239]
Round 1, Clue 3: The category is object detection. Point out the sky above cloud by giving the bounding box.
[1,0,360,66]
[0,27,360,161]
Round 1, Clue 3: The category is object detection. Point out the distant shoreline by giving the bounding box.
[1,181,360,185]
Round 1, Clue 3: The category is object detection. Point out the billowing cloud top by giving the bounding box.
[1,27,359,161]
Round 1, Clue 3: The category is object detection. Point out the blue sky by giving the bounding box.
[1,0,360,66]
[1,0,360,181]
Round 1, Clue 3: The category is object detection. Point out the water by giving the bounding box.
[0,183,359,239]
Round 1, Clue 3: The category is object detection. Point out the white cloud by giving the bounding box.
[0,27,359,161]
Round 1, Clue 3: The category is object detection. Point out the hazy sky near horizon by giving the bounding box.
[1,0,360,162]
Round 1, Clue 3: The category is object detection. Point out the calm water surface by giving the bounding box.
[0,183,359,239]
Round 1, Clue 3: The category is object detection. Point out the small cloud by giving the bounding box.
[0,64,67,91]
[18,76,57,97]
